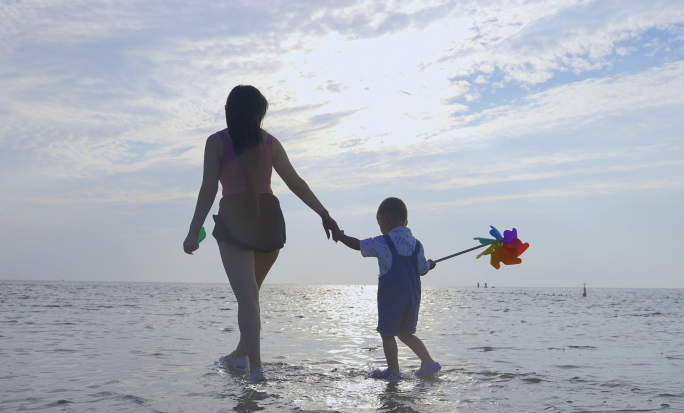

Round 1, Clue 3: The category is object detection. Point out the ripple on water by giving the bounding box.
[1,281,683,412]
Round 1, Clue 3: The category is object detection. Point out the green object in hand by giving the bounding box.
[198,227,207,244]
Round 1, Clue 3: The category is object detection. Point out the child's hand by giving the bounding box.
[421,260,436,276]
[334,230,347,244]
[336,230,361,251]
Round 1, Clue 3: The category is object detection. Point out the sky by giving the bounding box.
[1,0,683,288]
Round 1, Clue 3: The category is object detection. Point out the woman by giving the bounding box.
[183,85,339,381]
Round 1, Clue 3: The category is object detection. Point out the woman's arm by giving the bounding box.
[271,136,339,240]
[183,134,222,254]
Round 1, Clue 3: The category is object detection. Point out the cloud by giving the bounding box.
[425,177,684,210]
[316,175,684,218]
[4,188,197,207]
[306,108,366,131]
[278,62,684,197]
[3,0,683,179]
[436,0,684,85]
[337,137,371,148]
[455,60,684,138]
[268,101,331,117]
[326,80,344,93]
[1,0,683,206]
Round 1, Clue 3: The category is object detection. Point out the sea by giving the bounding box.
[1,281,682,412]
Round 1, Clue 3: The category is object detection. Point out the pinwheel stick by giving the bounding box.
[434,238,503,263]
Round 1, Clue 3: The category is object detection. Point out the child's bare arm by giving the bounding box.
[336,230,360,251]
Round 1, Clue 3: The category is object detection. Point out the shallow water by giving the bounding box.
[1,281,682,412]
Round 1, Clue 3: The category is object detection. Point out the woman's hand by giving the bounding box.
[321,213,340,241]
[183,233,200,255]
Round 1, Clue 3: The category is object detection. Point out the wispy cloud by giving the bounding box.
[3,0,683,180]
[427,177,684,210]
[436,0,684,84]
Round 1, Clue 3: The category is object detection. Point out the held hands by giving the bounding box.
[183,233,200,255]
[334,230,361,251]
[336,229,347,243]
[321,212,340,242]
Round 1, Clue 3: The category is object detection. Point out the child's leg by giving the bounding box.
[380,334,401,376]
[397,331,436,366]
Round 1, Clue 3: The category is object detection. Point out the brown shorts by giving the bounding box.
[212,193,286,253]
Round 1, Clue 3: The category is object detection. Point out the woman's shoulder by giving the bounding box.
[207,130,227,157]
[261,130,282,155]
[261,129,279,143]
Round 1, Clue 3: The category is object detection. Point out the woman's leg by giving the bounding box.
[232,249,279,358]
[219,242,265,373]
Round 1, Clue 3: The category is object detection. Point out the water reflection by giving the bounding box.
[1,281,682,412]
[232,387,268,412]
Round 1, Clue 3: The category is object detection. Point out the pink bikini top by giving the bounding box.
[218,129,273,195]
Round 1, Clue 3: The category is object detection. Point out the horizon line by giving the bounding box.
[1,279,682,290]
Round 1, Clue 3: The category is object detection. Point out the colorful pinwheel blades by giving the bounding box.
[474,226,529,269]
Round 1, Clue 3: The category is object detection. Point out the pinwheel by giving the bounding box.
[434,226,529,269]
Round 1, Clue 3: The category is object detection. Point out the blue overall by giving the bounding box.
[376,234,423,337]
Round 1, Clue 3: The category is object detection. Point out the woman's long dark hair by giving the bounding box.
[225,85,268,215]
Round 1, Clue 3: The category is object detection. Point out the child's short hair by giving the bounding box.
[378,197,408,223]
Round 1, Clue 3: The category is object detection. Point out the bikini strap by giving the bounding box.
[220,129,230,147]
[220,129,235,161]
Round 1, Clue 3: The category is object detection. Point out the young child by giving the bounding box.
[336,197,441,380]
